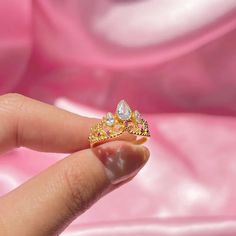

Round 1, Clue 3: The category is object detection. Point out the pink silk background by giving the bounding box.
[1,0,236,235]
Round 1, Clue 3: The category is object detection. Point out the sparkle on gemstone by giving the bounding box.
[134,110,141,123]
[116,100,132,121]
[105,112,115,126]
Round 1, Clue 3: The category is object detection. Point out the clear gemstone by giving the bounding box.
[105,112,114,126]
[116,100,132,121]
[134,110,141,123]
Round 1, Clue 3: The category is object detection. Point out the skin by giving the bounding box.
[0,93,149,236]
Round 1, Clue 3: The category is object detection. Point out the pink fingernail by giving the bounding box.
[93,142,149,184]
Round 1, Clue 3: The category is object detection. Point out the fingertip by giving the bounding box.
[93,141,149,184]
[141,145,150,162]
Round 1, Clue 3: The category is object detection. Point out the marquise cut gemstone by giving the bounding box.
[105,112,114,126]
[134,110,141,123]
[116,100,132,121]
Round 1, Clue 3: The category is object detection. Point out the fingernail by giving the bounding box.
[93,142,150,184]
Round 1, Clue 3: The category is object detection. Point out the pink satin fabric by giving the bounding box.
[1,1,236,235]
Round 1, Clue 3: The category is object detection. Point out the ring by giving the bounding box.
[89,100,150,147]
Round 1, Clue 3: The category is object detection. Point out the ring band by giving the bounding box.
[88,100,150,148]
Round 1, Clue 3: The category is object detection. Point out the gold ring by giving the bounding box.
[89,100,150,148]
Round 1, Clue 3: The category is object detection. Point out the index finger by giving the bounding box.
[0,93,98,153]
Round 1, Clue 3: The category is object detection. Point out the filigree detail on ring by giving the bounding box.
[88,100,150,147]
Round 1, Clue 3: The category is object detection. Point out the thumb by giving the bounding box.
[0,141,149,236]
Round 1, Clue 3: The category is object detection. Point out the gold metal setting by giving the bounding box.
[89,100,150,147]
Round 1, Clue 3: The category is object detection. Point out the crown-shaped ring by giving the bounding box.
[89,100,150,147]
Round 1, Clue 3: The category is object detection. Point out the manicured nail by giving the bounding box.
[93,142,150,184]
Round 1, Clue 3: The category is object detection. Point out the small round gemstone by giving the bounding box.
[105,112,115,126]
[124,120,129,127]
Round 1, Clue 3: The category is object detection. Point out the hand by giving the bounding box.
[0,94,149,236]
